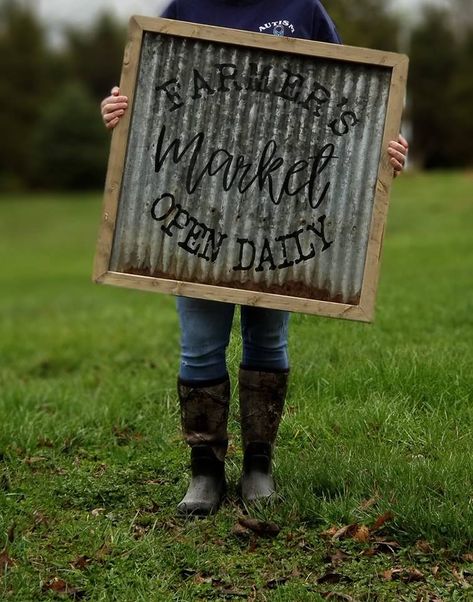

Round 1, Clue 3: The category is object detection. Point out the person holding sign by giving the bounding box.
[100,0,409,517]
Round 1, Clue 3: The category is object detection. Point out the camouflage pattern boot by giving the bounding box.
[238,367,289,503]
[177,376,230,516]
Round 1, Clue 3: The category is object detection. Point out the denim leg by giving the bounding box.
[240,306,290,371]
[176,297,235,381]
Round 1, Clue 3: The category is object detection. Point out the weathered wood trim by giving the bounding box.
[96,271,371,322]
[358,55,409,318]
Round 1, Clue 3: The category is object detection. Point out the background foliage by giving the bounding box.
[1,0,472,191]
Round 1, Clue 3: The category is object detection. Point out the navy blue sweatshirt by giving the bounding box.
[161,0,341,44]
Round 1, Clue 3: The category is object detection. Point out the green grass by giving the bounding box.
[1,173,473,600]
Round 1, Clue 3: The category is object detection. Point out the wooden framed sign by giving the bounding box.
[93,16,408,322]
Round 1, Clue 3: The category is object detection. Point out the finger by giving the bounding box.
[106,116,120,130]
[390,157,404,172]
[388,141,406,154]
[103,102,128,114]
[111,86,120,96]
[101,94,128,109]
[388,148,406,164]
[103,109,125,123]
[398,133,409,149]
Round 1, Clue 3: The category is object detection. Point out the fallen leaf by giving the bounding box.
[95,543,113,561]
[463,553,473,563]
[0,548,15,573]
[42,577,83,597]
[330,523,359,541]
[415,540,434,554]
[353,525,370,543]
[193,573,213,585]
[266,577,288,589]
[405,568,425,582]
[317,572,352,584]
[371,540,401,555]
[232,522,250,538]
[91,508,105,517]
[144,478,167,485]
[71,556,92,570]
[382,567,425,583]
[33,511,49,528]
[360,497,378,510]
[325,549,350,565]
[248,538,259,552]
[371,511,394,531]
[452,567,471,588]
[24,456,47,465]
[320,526,340,539]
[238,518,280,538]
[431,565,440,576]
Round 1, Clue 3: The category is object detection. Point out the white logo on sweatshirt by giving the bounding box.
[259,20,295,37]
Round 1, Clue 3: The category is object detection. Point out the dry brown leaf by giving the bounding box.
[91,508,105,517]
[432,565,440,576]
[238,518,280,538]
[317,572,352,584]
[95,543,113,561]
[33,511,49,528]
[382,567,403,581]
[320,526,340,539]
[330,523,359,541]
[463,553,473,563]
[405,568,425,582]
[24,456,47,465]
[371,511,394,531]
[452,567,471,588]
[193,573,213,585]
[0,548,15,573]
[42,577,82,596]
[328,549,350,565]
[71,555,92,570]
[232,522,250,537]
[371,540,401,555]
[353,525,370,543]
[415,540,434,554]
[360,497,378,510]
[266,577,289,589]
[383,567,425,583]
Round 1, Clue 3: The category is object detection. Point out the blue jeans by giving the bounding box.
[177,297,290,382]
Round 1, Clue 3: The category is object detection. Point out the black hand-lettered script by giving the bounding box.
[148,58,361,273]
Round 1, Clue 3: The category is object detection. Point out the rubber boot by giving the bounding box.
[177,376,230,516]
[238,367,289,503]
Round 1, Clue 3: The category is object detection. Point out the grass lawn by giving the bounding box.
[1,172,473,600]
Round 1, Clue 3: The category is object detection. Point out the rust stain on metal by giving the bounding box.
[123,266,361,305]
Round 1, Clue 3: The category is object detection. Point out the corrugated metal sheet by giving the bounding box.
[110,32,391,305]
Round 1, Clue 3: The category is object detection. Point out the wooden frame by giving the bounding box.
[93,16,408,322]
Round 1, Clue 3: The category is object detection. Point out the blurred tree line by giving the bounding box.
[0,0,472,191]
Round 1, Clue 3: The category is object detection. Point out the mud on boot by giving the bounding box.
[238,367,289,504]
[177,376,230,517]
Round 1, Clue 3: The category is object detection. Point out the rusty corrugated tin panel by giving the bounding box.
[110,32,391,305]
